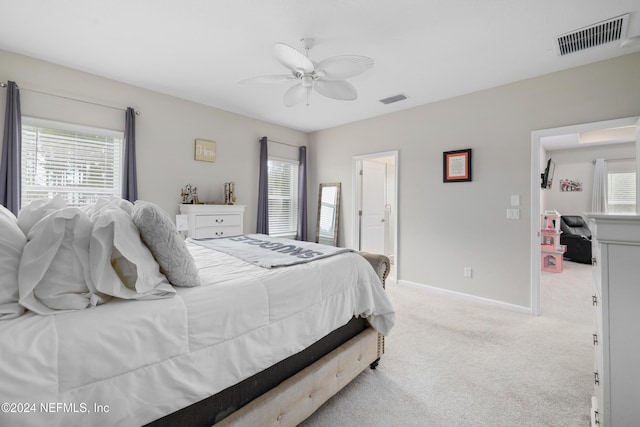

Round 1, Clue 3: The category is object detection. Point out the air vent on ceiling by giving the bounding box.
[379,93,408,105]
[556,14,629,56]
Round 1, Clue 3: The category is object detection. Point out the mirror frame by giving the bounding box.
[316,182,341,246]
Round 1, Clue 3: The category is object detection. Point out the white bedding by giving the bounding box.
[0,241,395,427]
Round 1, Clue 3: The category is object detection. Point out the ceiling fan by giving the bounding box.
[238,38,374,107]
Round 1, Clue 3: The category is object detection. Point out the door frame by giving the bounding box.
[352,150,399,281]
[530,116,639,315]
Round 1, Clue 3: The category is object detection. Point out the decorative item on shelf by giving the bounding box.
[224,182,237,205]
[180,184,199,204]
[194,139,216,162]
[443,149,472,183]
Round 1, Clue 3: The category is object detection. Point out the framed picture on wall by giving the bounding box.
[194,139,216,162]
[443,148,472,182]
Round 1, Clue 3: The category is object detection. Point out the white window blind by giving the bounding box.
[607,171,636,213]
[21,117,123,208]
[268,157,299,237]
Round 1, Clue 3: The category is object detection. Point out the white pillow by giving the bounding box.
[90,205,175,299]
[0,205,26,319]
[17,195,67,235]
[132,201,201,287]
[107,196,134,215]
[19,207,104,315]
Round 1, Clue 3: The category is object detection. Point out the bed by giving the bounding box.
[0,197,395,427]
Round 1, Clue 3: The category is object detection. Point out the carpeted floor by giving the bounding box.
[300,261,594,427]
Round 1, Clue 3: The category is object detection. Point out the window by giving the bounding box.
[21,117,123,208]
[607,171,636,214]
[268,157,299,237]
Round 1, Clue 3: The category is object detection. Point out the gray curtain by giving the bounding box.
[295,146,307,241]
[256,136,269,234]
[0,81,22,214]
[122,107,138,202]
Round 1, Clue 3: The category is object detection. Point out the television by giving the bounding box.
[541,158,555,189]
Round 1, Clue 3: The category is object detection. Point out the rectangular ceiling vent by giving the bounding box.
[379,93,408,105]
[556,14,629,56]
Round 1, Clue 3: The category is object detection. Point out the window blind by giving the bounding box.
[607,171,636,213]
[268,157,299,237]
[21,118,123,208]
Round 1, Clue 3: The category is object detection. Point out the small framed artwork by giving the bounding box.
[443,149,472,183]
[194,139,216,162]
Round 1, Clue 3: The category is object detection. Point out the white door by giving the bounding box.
[360,160,386,254]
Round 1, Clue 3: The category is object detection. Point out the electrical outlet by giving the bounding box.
[506,209,520,220]
[464,267,472,278]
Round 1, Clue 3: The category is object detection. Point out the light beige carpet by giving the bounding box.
[300,261,593,427]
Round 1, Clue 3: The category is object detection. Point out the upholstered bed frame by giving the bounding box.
[147,252,390,427]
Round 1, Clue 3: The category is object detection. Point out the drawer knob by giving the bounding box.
[215,218,224,223]
[592,333,598,346]
[215,231,224,236]
[594,371,599,386]
[591,257,597,266]
[592,295,598,306]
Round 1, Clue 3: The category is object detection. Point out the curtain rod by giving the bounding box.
[265,138,302,148]
[592,157,634,164]
[1,81,140,115]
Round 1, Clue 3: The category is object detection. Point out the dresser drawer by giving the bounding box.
[195,214,241,228]
[194,226,242,239]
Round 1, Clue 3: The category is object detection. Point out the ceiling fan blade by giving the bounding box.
[283,83,311,107]
[315,55,374,80]
[274,43,314,74]
[314,80,357,101]
[237,74,295,85]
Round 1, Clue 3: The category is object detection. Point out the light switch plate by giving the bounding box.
[507,209,520,220]
[510,195,520,206]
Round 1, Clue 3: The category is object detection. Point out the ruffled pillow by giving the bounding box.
[0,205,26,319]
[19,207,104,315]
[89,204,175,300]
[132,201,201,287]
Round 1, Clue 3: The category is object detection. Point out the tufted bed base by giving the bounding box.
[217,327,380,427]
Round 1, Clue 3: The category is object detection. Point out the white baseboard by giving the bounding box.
[397,280,533,315]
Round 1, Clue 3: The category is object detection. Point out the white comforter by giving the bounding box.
[0,242,395,427]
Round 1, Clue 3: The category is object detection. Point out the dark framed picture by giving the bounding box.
[443,149,472,183]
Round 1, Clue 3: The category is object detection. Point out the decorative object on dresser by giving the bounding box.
[540,210,566,273]
[194,139,216,162]
[224,182,236,204]
[180,184,199,204]
[586,213,640,427]
[179,204,245,239]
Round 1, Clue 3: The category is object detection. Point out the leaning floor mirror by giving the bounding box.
[316,183,341,246]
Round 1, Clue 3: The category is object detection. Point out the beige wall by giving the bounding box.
[309,52,640,309]
[0,49,308,232]
[3,48,640,309]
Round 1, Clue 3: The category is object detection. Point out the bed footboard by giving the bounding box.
[215,328,379,427]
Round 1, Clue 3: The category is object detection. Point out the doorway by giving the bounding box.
[530,116,640,315]
[353,150,398,282]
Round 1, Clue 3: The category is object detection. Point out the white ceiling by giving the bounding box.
[1,0,640,133]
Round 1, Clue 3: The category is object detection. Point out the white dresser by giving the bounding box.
[587,214,640,427]
[179,204,245,239]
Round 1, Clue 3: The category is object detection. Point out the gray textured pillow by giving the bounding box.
[132,201,201,287]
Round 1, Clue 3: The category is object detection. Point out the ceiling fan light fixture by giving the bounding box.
[238,38,373,107]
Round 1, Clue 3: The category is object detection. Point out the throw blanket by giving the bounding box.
[189,234,353,268]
